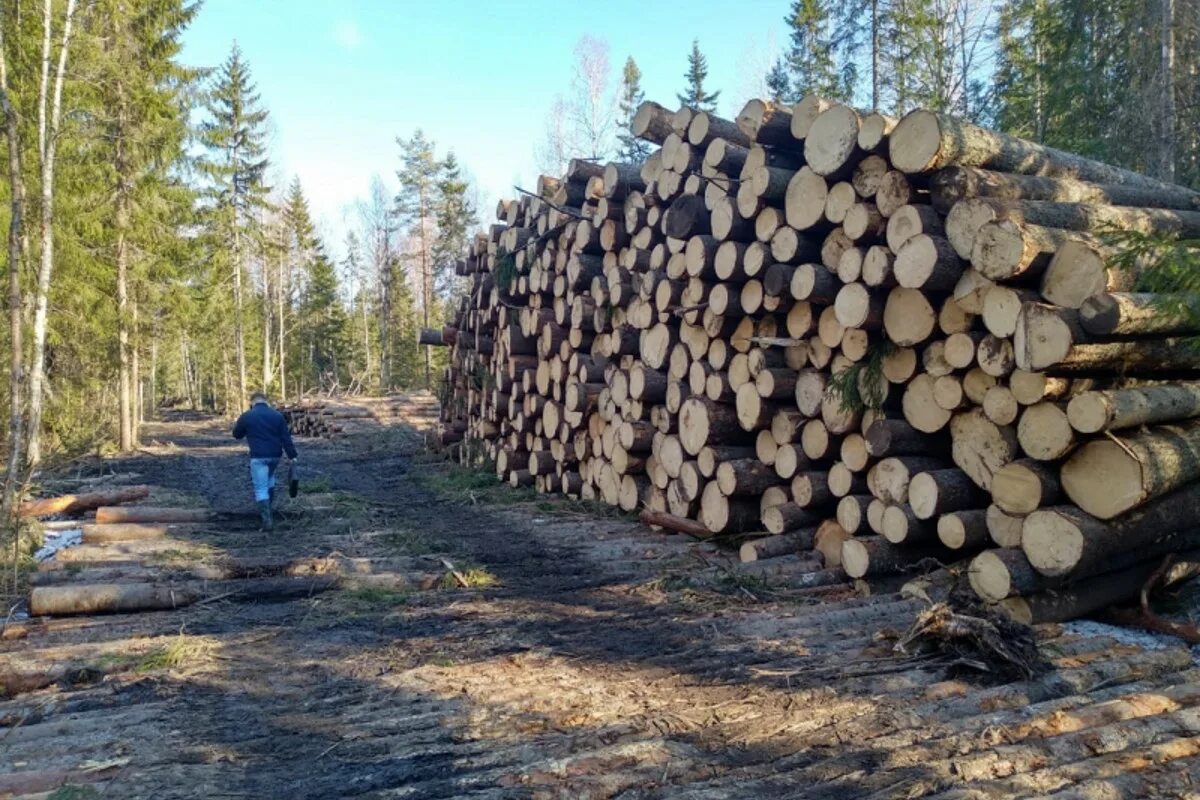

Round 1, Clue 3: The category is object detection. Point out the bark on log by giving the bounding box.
[1067,382,1200,434]
[890,109,1190,192]
[968,547,1046,603]
[908,469,986,519]
[80,523,200,544]
[929,165,1200,212]
[937,509,990,550]
[1079,293,1200,337]
[1060,420,1200,519]
[991,459,1061,515]
[29,576,338,616]
[950,408,1019,491]
[94,506,213,524]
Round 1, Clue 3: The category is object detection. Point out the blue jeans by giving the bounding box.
[250,458,280,503]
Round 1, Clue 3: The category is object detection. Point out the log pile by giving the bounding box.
[433,94,1200,624]
[281,393,440,438]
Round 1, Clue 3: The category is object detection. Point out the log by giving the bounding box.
[1040,238,1138,309]
[929,165,1200,212]
[638,508,711,538]
[890,109,1189,192]
[28,576,338,616]
[761,503,819,534]
[1021,489,1200,578]
[698,482,759,535]
[814,519,852,567]
[968,547,1046,603]
[18,485,150,518]
[990,459,1061,515]
[895,234,963,291]
[94,506,213,524]
[986,503,1025,547]
[1039,337,1200,375]
[735,99,795,147]
[1013,301,1087,372]
[881,503,937,544]
[949,408,1019,490]
[883,287,937,346]
[1017,401,1075,461]
[1079,293,1200,337]
[80,523,201,544]
[908,469,985,520]
[716,457,785,496]
[937,509,990,550]
[867,456,947,504]
[1060,420,1200,519]
[841,535,942,579]
[1067,382,1200,434]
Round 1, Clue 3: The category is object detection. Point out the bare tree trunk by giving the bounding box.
[277,232,287,399]
[115,57,133,452]
[870,0,880,110]
[131,298,140,443]
[420,188,431,388]
[0,21,26,517]
[379,257,392,389]
[232,221,247,406]
[148,318,157,421]
[1160,0,1177,182]
[261,261,271,393]
[26,0,78,468]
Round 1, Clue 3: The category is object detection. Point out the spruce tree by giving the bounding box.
[198,44,270,408]
[677,39,720,112]
[784,0,847,102]
[765,57,790,103]
[616,56,650,161]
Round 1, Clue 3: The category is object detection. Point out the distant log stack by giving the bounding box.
[432,94,1200,623]
[282,394,439,439]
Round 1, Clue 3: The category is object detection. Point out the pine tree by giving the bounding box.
[297,247,351,389]
[278,178,319,396]
[395,129,443,387]
[677,39,720,112]
[616,56,649,161]
[784,0,847,102]
[198,44,270,408]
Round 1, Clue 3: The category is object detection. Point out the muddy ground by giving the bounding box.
[2,413,1200,799]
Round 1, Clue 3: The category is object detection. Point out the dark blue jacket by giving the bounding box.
[233,403,298,460]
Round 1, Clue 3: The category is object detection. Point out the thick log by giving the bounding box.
[841,535,943,579]
[937,509,990,550]
[716,457,785,496]
[1021,488,1200,577]
[909,469,985,520]
[1040,239,1138,309]
[890,109,1190,192]
[1060,420,1200,519]
[94,506,212,524]
[949,408,1019,491]
[739,528,817,562]
[1079,293,1200,337]
[881,504,938,544]
[632,101,675,144]
[968,547,1046,603]
[735,99,796,147]
[883,287,937,346]
[29,576,337,616]
[990,459,1061,515]
[18,485,150,518]
[1067,382,1200,434]
[929,165,1200,212]
[80,523,200,543]
[761,503,819,534]
[867,456,947,504]
[698,482,760,535]
[1017,401,1075,460]
[805,104,862,178]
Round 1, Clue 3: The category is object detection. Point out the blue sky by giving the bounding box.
[181,0,789,249]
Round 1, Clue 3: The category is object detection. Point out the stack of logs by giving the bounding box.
[282,395,440,439]
[433,93,1200,625]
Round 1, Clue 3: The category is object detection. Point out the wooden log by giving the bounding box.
[902,373,952,433]
[1013,301,1087,371]
[814,519,852,568]
[698,482,760,535]
[805,104,862,178]
[841,535,942,579]
[908,469,985,519]
[986,503,1025,547]
[895,235,963,291]
[881,504,937,544]
[1017,401,1075,460]
[1060,420,1200,519]
[867,456,947,504]
[1079,293,1200,337]
[761,503,819,534]
[972,219,1076,281]
[968,547,1046,603]
[890,109,1190,192]
[94,506,212,524]
[637,508,713,538]
[836,494,872,533]
[949,408,1019,491]
[1040,238,1139,309]
[937,509,990,550]
[739,528,817,562]
[883,287,938,346]
[80,523,200,544]
[929,165,1200,212]
[991,459,1061,515]
[28,576,338,616]
[735,99,795,147]
[1067,382,1200,434]
[633,101,675,145]
[18,485,150,518]
[716,457,785,496]
[1021,488,1200,577]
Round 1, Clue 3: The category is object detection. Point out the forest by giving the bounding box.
[0,0,1196,506]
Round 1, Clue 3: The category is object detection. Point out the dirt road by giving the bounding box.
[2,415,1200,799]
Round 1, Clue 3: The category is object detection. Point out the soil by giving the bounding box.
[2,411,1200,799]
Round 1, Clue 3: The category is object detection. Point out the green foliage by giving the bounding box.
[677,39,720,112]
[494,252,517,292]
[828,341,894,413]
[1104,228,1200,343]
[784,0,849,102]
[616,56,650,162]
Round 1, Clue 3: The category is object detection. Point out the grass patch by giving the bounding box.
[382,527,440,555]
[441,565,499,589]
[48,787,101,800]
[94,635,214,674]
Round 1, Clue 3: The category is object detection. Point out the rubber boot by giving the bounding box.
[257,499,274,532]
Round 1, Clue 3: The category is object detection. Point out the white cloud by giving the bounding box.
[332,20,363,50]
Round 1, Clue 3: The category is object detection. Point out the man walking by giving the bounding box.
[232,392,298,531]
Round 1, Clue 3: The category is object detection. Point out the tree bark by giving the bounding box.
[18,486,150,518]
